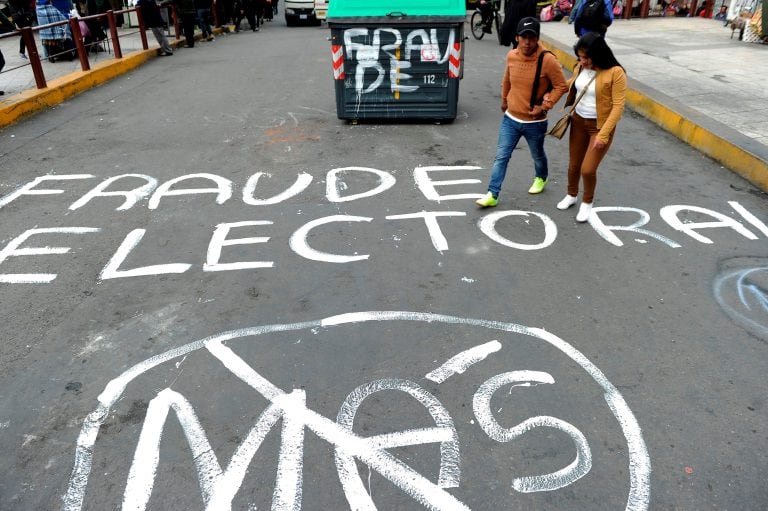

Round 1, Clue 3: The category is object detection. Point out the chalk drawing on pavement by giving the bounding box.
[62,312,650,510]
[713,257,768,340]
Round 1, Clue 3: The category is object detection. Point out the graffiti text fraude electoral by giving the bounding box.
[0,166,767,284]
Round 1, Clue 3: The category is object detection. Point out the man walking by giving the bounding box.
[476,17,569,207]
[137,0,174,55]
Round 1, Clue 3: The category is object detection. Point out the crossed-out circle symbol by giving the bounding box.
[63,311,650,510]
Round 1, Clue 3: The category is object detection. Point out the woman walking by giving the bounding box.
[555,32,626,222]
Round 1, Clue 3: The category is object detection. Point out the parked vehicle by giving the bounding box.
[285,0,320,25]
[314,0,328,20]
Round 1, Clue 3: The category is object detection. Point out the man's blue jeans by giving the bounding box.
[487,115,549,197]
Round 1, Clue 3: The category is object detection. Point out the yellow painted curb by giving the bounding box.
[540,38,768,193]
[0,49,155,129]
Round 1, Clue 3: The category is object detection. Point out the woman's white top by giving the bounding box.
[574,68,598,119]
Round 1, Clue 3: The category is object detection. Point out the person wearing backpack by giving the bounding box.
[476,18,569,207]
[572,0,613,36]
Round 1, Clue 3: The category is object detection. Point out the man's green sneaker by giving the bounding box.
[528,177,547,194]
[475,192,498,207]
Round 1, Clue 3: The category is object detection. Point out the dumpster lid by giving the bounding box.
[327,0,466,18]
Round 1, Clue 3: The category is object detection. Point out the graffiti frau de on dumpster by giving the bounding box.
[343,27,458,94]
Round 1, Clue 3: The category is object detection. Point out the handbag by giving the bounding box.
[547,70,597,139]
[548,114,572,139]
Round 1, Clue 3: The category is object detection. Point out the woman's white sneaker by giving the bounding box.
[576,202,593,223]
[556,195,578,210]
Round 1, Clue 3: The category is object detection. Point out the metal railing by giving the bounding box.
[0,5,179,91]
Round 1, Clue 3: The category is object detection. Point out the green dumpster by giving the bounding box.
[327,0,466,121]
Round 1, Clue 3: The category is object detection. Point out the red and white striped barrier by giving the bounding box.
[331,45,345,80]
[447,42,461,79]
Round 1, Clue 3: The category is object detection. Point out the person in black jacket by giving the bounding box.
[137,0,173,55]
[172,0,197,47]
[9,0,35,59]
[233,0,263,31]
[499,0,537,47]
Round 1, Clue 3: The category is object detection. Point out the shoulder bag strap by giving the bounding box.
[529,50,553,110]
[565,71,597,116]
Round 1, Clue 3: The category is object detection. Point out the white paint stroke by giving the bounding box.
[426,341,502,384]
[122,387,289,511]
[242,172,313,206]
[472,371,592,493]
[208,343,468,511]
[362,427,455,450]
[729,201,768,237]
[148,173,233,210]
[273,390,305,511]
[660,205,758,244]
[334,378,461,510]
[589,207,681,248]
[0,174,94,210]
[203,221,274,272]
[0,227,101,283]
[478,211,557,251]
[530,327,651,509]
[326,167,396,203]
[288,215,372,263]
[385,211,465,253]
[413,166,484,202]
[99,229,191,279]
[63,312,650,511]
[69,174,158,211]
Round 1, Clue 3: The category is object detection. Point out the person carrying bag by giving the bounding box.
[547,71,596,139]
[554,32,626,223]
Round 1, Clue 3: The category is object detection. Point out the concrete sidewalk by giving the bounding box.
[539,16,768,192]
[0,24,157,97]
[0,22,228,128]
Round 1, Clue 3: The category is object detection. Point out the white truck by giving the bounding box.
[314,0,329,20]
[284,0,321,25]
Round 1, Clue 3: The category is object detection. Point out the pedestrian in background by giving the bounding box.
[36,0,75,61]
[9,0,35,60]
[195,0,215,41]
[554,32,626,222]
[216,0,234,25]
[234,0,262,31]
[569,0,583,22]
[172,0,197,46]
[476,18,569,207]
[137,0,173,55]
[499,0,536,47]
[572,0,613,36]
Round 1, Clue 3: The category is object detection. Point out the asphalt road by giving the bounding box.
[0,17,767,510]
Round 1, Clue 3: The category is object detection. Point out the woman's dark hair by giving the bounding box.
[573,32,623,70]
